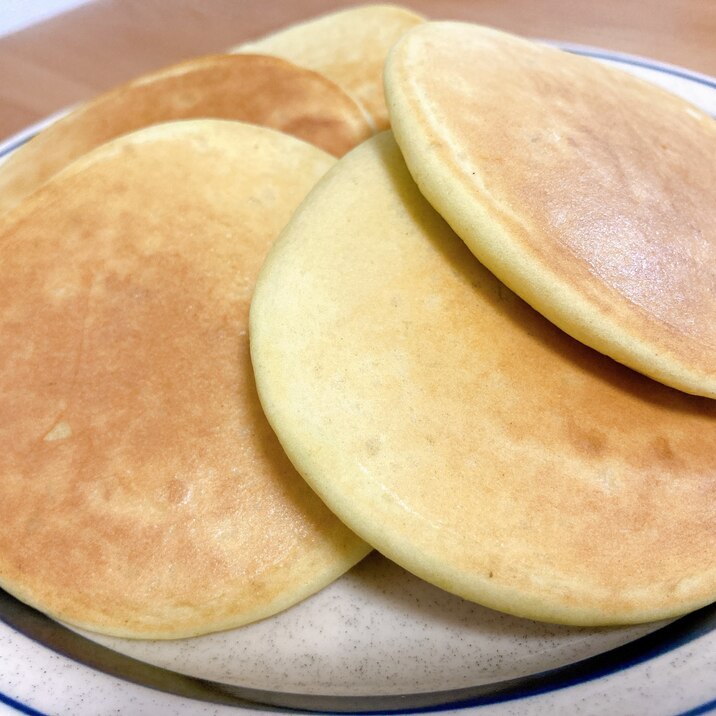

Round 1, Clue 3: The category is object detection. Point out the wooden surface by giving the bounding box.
[0,0,715,142]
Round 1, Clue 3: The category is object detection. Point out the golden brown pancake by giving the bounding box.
[233,4,424,130]
[250,132,716,626]
[0,120,369,639]
[385,22,716,398]
[0,53,372,214]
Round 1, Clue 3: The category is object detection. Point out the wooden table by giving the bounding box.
[0,0,715,143]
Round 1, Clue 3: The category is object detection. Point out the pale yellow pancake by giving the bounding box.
[385,22,716,398]
[0,120,369,639]
[233,4,424,130]
[0,53,372,214]
[250,132,716,626]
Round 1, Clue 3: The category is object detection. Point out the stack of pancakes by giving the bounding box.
[0,6,714,640]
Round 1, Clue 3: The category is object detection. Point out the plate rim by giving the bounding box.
[0,42,715,716]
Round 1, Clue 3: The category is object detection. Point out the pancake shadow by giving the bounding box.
[382,136,716,422]
[345,551,647,645]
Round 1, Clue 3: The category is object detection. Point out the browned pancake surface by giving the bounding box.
[385,23,716,397]
[0,53,372,213]
[250,133,716,625]
[0,120,368,639]
[234,4,424,130]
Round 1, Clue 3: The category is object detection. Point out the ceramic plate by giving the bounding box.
[0,44,715,716]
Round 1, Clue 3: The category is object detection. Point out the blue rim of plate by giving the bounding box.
[0,44,715,716]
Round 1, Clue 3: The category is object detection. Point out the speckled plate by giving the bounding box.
[1,46,715,716]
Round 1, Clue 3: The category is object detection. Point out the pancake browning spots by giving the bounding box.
[250,133,716,626]
[234,4,425,130]
[0,120,369,639]
[385,22,716,397]
[0,53,372,214]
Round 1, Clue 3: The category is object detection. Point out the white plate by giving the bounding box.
[1,44,715,716]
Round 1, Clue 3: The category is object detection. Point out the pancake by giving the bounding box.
[250,132,716,626]
[384,22,716,398]
[0,53,372,214]
[0,120,369,639]
[233,4,424,130]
